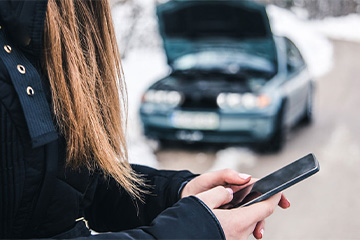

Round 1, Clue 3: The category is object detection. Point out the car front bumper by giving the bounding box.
[140,110,277,144]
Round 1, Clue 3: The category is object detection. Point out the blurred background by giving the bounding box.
[110,0,360,239]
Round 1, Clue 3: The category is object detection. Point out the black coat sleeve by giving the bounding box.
[57,196,224,240]
[81,165,225,239]
[83,196,224,239]
[84,164,197,232]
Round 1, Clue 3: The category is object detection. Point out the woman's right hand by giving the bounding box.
[196,186,290,240]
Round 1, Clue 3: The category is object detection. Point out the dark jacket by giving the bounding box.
[0,1,225,239]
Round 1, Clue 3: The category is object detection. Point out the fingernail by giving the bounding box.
[260,229,265,239]
[225,188,233,195]
[239,173,251,179]
[287,199,291,207]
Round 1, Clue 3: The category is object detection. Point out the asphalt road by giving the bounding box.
[156,40,360,240]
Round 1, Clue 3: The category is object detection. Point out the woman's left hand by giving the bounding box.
[181,169,252,198]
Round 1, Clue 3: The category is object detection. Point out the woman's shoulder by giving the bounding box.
[0,30,58,148]
[0,57,33,146]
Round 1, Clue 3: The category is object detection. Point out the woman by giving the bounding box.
[0,0,289,239]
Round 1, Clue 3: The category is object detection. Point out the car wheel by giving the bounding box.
[300,89,313,125]
[158,138,180,149]
[158,139,170,149]
[257,103,287,153]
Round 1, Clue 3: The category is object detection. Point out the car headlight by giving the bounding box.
[166,91,183,106]
[217,92,272,110]
[143,90,183,107]
[217,93,242,109]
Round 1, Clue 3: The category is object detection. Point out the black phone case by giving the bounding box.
[239,153,320,207]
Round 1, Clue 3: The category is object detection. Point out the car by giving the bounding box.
[139,0,314,152]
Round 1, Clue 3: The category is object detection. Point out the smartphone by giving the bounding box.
[221,153,320,209]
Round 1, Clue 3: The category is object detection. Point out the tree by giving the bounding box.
[257,0,360,19]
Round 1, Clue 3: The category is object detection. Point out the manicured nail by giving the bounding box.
[225,188,233,195]
[260,229,265,239]
[239,173,251,179]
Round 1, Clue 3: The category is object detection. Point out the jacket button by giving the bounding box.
[4,45,12,53]
[26,86,35,96]
[17,65,26,74]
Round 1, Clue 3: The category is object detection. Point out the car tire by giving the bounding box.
[257,103,287,153]
[158,139,169,149]
[300,89,313,125]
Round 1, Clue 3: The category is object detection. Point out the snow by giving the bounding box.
[209,147,258,172]
[310,14,360,43]
[111,3,360,168]
[122,50,169,167]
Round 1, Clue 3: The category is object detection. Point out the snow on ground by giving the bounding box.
[112,3,360,168]
[310,14,360,43]
[122,50,169,167]
[209,147,258,172]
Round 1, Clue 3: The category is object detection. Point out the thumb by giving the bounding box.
[235,192,283,225]
[196,186,233,209]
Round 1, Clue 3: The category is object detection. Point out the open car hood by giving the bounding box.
[156,0,277,68]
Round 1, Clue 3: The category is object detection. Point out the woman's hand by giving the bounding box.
[181,169,252,198]
[196,187,290,240]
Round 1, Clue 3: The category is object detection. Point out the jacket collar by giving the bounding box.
[0,0,49,58]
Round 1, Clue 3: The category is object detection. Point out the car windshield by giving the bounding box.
[172,50,276,77]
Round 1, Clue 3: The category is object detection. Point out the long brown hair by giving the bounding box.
[43,0,144,199]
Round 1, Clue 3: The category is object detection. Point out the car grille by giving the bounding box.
[181,94,218,109]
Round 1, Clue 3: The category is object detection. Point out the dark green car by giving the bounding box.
[140,0,314,151]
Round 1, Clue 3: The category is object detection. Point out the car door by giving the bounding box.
[282,38,310,126]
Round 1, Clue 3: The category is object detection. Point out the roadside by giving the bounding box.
[157,40,360,239]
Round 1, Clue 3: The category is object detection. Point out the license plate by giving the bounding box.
[171,111,219,130]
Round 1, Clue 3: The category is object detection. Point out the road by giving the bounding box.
[156,40,360,240]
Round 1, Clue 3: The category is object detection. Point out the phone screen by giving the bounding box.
[222,153,319,209]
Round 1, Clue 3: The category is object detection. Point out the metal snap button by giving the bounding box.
[0,25,2,30]
[4,45,12,53]
[17,65,26,74]
[26,86,35,96]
